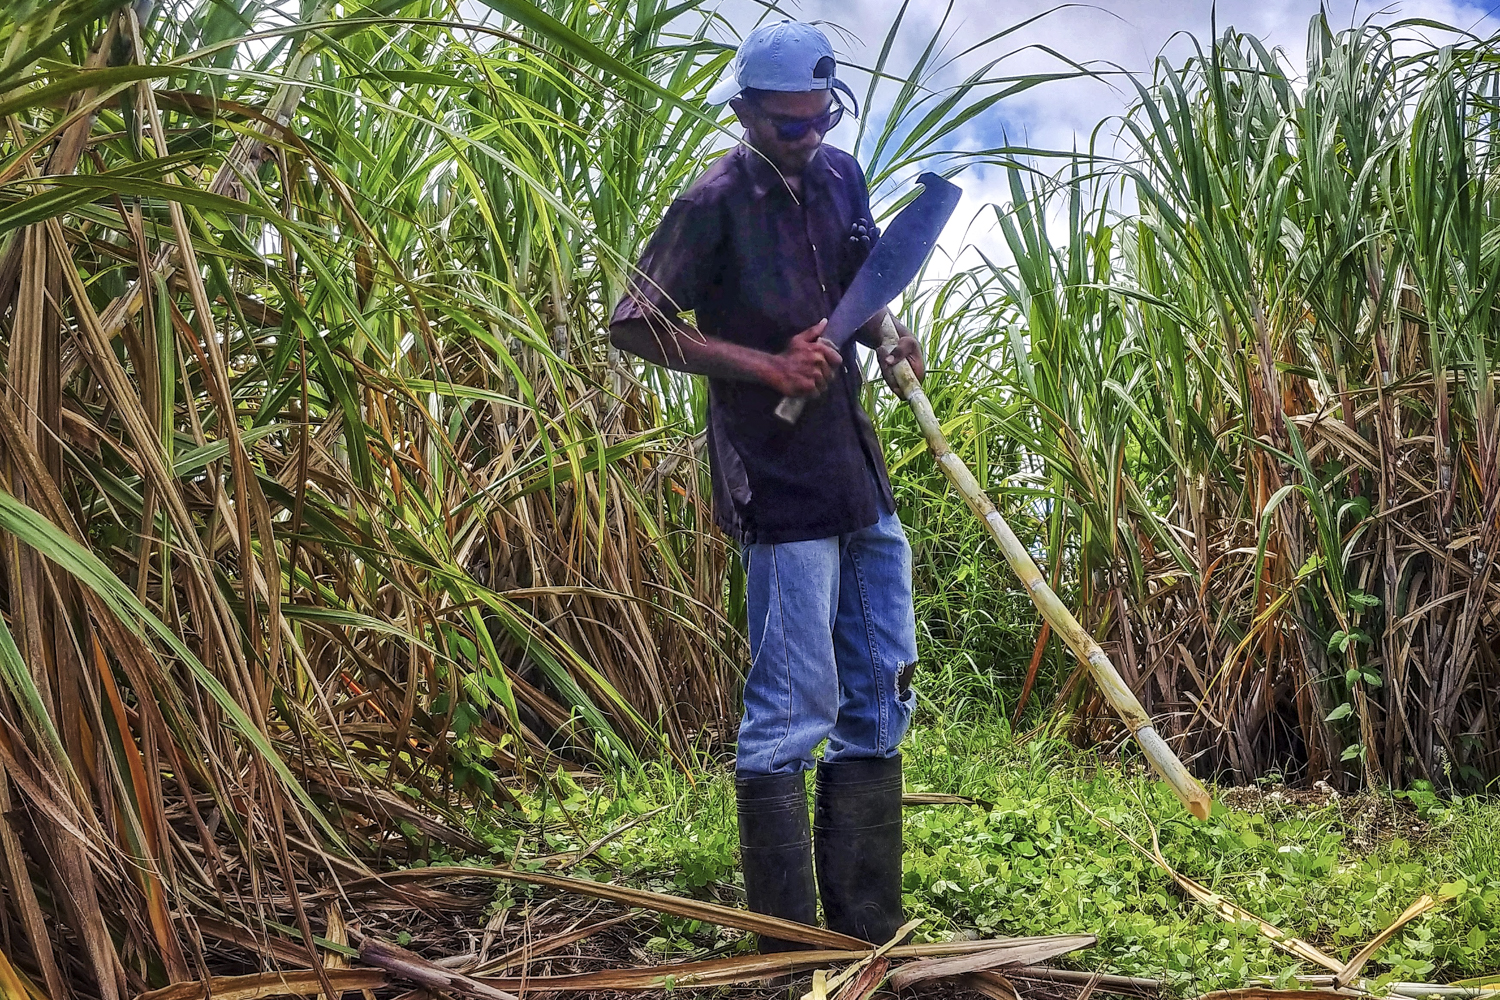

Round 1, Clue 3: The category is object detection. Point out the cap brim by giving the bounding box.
[706,53,743,105]
[706,72,742,104]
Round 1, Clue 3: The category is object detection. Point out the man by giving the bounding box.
[609,19,924,950]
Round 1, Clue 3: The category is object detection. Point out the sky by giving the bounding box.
[699,0,1500,270]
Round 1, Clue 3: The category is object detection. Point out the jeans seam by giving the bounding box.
[765,545,796,772]
[848,538,889,753]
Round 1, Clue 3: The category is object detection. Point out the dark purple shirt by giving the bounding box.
[612,142,894,545]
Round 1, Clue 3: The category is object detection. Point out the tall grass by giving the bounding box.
[0,0,1038,992]
[0,0,745,991]
[914,15,1500,792]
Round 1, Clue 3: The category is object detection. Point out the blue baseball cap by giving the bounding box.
[707,20,860,115]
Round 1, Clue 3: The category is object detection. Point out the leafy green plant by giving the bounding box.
[530,725,1500,993]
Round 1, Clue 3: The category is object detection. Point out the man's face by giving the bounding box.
[732,90,834,176]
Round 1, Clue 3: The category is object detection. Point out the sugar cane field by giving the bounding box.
[0,2,1498,999]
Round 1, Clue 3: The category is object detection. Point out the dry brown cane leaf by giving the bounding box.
[962,971,1021,1000]
[887,934,1096,990]
[473,938,1091,993]
[800,917,921,1000]
[833,958,891,1000]
[136,970,388,1000]
[360,939,517,1000]
[1335,895,1437,987]
[316,865,867,950]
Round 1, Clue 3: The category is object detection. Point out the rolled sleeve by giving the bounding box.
[612,195,724,328]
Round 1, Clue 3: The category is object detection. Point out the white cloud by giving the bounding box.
[702,0,1500,270]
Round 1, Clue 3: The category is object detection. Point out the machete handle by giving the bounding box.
[774,395,807,424]
[773,337,840,425]
[776,319,912,423]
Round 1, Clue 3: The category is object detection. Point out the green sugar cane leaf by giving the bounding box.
[0,607,69,773]
[477,591,644,770]
[292,311,372,493]
[153,273,176,456]
[0,487,347,850]
[467,0,724,133]
[171,424,287,477]
[453,426,670,518]
[0,0,127,89]
[0,64,169,121]
[0,173,286,238]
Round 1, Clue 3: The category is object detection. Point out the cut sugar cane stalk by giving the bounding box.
[877,316,1212,820]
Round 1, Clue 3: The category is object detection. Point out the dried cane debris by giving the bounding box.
[146,866,1101,1000]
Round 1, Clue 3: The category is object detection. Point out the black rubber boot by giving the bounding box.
[813,755,906,945]
[735,771,818,953]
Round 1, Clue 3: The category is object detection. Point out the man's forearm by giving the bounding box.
[611,317,778,385]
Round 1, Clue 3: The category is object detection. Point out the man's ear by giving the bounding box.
[728,96,751,128]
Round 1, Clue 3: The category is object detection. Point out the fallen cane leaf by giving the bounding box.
[833,958,890,1000]
[1449,974,1500,990]
[801,917,921,1000]
[472,937,1090,993]
[962,972,1020,1000]
[360,939,518,1000]
[1197,990,1354,1000]
[1078,795,1442,989]
[1336,895,1436,987]
[902,792,988,808]
[316,866,866,950]
[479,949,853,991]
[1010,966,1161,995]
[1076,969,1105,1000]
[471,911,637,975]
[888,935,1096,990]
[136,971,388,1000]
[1077,798,1343,974]
[813,969,829,1000]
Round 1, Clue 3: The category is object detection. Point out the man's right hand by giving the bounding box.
[765,319,841,397]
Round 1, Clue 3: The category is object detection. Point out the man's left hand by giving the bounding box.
[877,334,924,392]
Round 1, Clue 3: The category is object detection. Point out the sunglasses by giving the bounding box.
[755,93,845,142]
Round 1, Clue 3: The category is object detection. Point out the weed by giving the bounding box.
[480,723,1500,993]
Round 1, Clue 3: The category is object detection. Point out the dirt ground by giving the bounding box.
[1217,782,1435,851]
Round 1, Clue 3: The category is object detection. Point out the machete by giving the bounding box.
[773,170,962,424]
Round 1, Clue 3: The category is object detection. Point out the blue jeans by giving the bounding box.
[736,508,918,777]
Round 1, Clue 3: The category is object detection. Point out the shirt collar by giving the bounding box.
[739,143,841,200]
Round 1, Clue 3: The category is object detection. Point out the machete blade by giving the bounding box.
[775,171,962,423]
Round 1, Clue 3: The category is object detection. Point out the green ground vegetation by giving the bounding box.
[479,716,1500,994]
